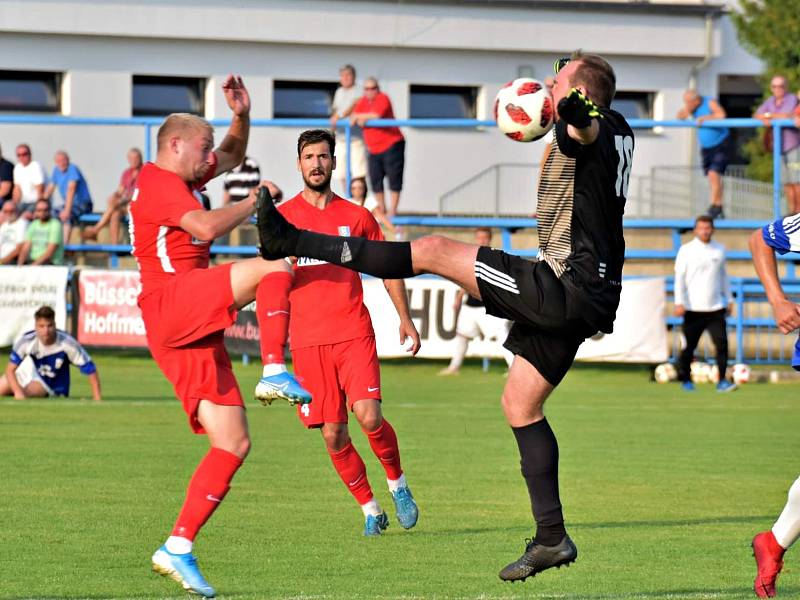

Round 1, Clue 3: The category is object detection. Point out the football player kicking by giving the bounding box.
[255,129,421,535]
[749,218,800,598]
[256,52,633,580]
[128,75,309,598]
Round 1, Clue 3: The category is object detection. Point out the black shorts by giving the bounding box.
[701,138,730,175]
[368,140,405,193]
[475,246,596,386]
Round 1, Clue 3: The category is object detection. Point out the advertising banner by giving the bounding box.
[576,277,668,363]
[0,266,69,346]
[77,270,147,347]
[68,270,668,364]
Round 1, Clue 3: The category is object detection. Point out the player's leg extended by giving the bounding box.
[753,476,800,598]
[256,187,481,292]
[353,399,419,530]
[152,403,248,598]
[498,356,577,582]
[322,422,388,536]
[229,257,311,406]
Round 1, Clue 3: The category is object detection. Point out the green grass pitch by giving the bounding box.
[1,353,798,599]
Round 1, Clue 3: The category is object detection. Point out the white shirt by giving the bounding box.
[674,237,731,312]
[13,161,47,204]
[0,218,28,260]
[332,85,363,138]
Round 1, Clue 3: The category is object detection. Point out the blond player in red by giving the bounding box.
[258,129,421,535]
[129,75,308,598]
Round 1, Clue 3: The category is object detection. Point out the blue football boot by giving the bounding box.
[391,486,419,529]
[255,371,312,406]
[364,511,389,536]
[151,545,216,598]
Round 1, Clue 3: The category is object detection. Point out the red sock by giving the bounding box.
[365,419,403,480]
[328,441,374,505]
[257,271,292,365]
[171,448,244,540]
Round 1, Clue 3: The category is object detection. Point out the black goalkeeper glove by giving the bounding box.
[557,88,602,129]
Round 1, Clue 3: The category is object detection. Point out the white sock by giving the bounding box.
[165,536,193,555]
[262,363,286,377]
[360,498,382,517]
[387,473,407,493]
[447,335,469,371]
[773,476,800,549]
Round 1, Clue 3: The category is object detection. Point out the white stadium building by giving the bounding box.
[0,0,764,216]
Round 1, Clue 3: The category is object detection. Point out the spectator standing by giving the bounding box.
[12,144,47,220]
[17,199,63,265]
[678,90,730,219]
[330,64,368,195]
[351,77,405,217]
[674,215,736,392]
[755,75,800,214]
[82,148,142,244]
[0,144,13,206]
[45,151,92,244]
[0,202,28,264]
[0,305,101,401]
[439,228,514,375]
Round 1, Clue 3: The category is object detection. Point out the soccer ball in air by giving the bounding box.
[654,362,677,384]
[732,363,751,385]
[494,78,555,142]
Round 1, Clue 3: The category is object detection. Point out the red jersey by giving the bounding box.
[278,193,384,349]
[354,92,404,154]
[129,157,217,298]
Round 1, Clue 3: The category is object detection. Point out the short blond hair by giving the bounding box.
[157,113,213,153]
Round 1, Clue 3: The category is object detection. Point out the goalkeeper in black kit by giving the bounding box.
[256,51,634,582]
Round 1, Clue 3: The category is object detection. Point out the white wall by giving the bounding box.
[0,1,760,214]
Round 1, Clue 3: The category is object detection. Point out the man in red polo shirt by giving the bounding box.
[351,77,405,218]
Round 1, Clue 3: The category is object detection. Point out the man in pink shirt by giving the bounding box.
[351,77,405,217]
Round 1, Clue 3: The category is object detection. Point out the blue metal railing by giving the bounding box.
[5,114,796,363]
[0,114,792,220]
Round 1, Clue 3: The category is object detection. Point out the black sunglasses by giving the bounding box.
[554,57,570,74]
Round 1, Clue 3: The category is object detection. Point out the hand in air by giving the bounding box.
[222,75,251,117]
[557,88,602,129]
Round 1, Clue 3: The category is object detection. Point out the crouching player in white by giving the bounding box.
[749,216,800,598]
[0,305,102,401]
[439,227,514,375]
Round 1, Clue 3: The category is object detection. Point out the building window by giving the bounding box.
[273,81,338,119]
[132,76,205,117]
[611,91,654,120]
[0,71,60,112]
[410,85,478,119]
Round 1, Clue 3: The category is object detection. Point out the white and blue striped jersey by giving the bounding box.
[763,214,800,254]
[9,330,96,396]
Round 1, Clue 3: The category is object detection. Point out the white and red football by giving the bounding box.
[494,78,554,142]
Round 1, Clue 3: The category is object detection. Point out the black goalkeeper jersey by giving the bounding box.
[537,107,634,333]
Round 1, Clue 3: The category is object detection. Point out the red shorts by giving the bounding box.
[291,336,381,428]
[139,264,243,434]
